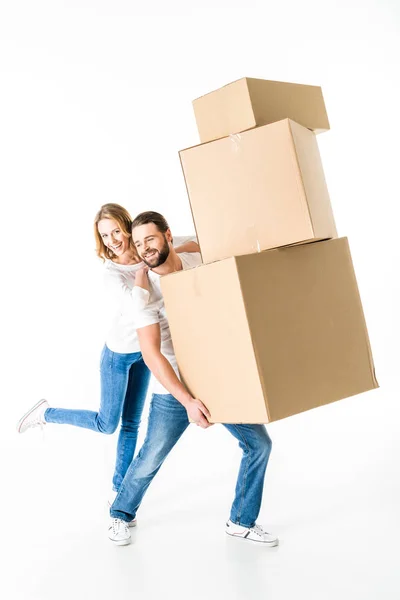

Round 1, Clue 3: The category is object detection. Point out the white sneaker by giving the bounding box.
[108,491,137,528]
[108,518,131,546]
[225,520,279,546]
[17,400,49,433]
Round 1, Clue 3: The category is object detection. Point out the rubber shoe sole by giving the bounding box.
[225,527,279,547]
[108,535,131,546]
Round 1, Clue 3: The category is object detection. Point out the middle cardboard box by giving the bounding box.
[180,118,337,264]
[161,238,378,424]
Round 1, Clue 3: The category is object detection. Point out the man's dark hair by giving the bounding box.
[131,211,170,234]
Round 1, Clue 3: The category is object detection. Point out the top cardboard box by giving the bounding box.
[193,78,330,144]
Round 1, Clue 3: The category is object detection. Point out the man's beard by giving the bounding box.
[141,236,170,268]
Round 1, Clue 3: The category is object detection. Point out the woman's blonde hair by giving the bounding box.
[94,203,136,261]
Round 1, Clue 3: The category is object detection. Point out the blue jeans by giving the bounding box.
[110,393,272,528]
[44,345,151,490]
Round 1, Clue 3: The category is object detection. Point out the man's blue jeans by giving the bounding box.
[44,345,151,491]
[110,393,272,528]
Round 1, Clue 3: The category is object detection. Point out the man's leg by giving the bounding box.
[110,393,189,523]
[223,424,272,528]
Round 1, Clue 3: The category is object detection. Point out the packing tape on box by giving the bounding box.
[246,224,262,253]
[229,133,242,152]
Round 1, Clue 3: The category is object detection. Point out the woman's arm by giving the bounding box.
[175,240,200,253]
[104,268,143,312]
[173,235,199,254]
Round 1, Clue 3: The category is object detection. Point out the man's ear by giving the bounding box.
[166,228,173,244]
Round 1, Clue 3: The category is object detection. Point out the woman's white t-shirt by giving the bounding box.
[104,237,196,354]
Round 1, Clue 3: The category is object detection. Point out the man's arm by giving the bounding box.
[137,323,212,429]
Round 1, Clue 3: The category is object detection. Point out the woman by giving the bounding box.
[17,203,199,498]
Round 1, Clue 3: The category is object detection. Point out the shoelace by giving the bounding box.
[251,524,267,538]
[111,518,128,535]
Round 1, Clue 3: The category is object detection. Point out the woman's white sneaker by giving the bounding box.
[225,520,279,546]
[108,518,131,545]
[16,400,49,433]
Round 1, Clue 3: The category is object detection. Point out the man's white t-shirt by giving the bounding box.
[134,252,202,395]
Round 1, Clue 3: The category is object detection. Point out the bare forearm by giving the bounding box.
[144,352,192,407]
[175,241,200,253]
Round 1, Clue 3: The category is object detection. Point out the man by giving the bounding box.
[109,212,278,547]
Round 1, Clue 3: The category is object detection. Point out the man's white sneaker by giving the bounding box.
[108,518,131,546]
[225,520,279,546]
[17,400,49,433]
[108,491,137,528]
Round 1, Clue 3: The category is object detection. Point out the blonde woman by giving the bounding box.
[17,203,199,497]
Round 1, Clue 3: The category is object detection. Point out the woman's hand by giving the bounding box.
[135,266,150,292]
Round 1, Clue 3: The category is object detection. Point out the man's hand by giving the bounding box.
[185,398,213,429]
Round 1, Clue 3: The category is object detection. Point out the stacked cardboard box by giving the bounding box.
[161,78,378,423]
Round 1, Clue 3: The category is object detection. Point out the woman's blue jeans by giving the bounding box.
[44,345,151,491]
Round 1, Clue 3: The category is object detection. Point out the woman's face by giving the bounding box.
[98,218,131,258]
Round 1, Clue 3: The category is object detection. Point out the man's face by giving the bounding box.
[133,222,171,268]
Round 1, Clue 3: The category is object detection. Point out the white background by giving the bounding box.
[1,1,400,599]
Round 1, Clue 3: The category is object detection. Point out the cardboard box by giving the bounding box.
[180,118,337,264]
[193,78,330,144]
[161,238,378,424]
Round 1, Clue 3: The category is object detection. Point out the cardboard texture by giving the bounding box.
[161,238,378,424]
[180,118,337,265]
[193,78,330,144]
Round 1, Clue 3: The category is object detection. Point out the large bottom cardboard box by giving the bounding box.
[161,238,378,423]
